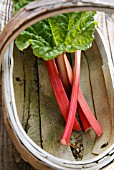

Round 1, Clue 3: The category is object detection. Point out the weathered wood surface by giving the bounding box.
[85,41,112,155]
[0,1,114,170]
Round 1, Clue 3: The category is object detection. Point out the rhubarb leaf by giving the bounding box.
[14,0,97,60]
[49,11,97,51]
[48,14,69,46]
[16,31,66,60]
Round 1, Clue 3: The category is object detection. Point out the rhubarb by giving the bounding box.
[45,59,81,131]
[78,89,102,137]
[63,52,102,136]
[61,50,81,145]
[77,103,91,132]
[56,53,91,132]
[63,53,73,85]
[56,53,72,98]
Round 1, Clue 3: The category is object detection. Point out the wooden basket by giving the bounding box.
[0,0,114,169]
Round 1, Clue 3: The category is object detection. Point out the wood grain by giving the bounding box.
[85,41,112,155]
[79,52,96,160]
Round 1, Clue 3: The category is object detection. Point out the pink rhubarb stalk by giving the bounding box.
[45,59,81,131]
[78,89,102,137]
[57,52,91,132]
[77,103,91,132]
[63,52,102,136]
[63,53,73,85]
[61,50,81,145]
[56,53,71,98]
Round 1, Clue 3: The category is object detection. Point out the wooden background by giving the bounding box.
[0,1,114,169]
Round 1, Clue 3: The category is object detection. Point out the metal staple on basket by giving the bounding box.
[0,0,114,170]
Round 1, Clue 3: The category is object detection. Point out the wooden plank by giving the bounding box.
[105,13,114,63]
[85,41,112,155]
[102,62,114,145]
[79,52,96,160]
[13,46,24,125]
[23,49,41,146]
[95,11,114,70]
[95,12,111,59]
[13,47,41,146]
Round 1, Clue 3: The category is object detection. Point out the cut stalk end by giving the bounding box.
[61,139,67,146]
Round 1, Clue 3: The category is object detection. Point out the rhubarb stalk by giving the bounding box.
[63,53,102,136]
[45,59,81,131]
[63,53,73,85]
[56,53,71,98]
[61,50,81,145]
[77,103,91,132]
[78,89,102,137]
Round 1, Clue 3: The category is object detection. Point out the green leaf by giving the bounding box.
[15,29,66,60]
[48,14,69,46]
[31,19,55,47]
[15,31,36,50]
[32,40,65,60]
[13,0,97,60]
[49,11,97,52]
[64,11,97,51]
